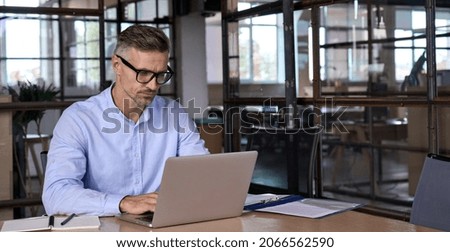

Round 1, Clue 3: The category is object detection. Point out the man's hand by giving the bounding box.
[119,193,158,214]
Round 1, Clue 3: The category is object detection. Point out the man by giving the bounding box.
[42,25,209,216]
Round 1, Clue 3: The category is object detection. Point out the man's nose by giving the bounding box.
[144,77,159,90]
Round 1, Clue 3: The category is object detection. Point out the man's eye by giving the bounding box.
[140,71,153,77]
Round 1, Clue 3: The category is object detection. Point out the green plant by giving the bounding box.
[4,81,59,203]
[8,80,60,135]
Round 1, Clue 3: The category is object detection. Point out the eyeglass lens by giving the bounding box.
[137,70,172,85]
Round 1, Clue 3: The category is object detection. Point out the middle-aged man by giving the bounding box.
[42,25,209,216]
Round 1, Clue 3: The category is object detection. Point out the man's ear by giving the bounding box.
[112,55,120,74]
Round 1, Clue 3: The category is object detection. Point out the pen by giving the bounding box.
[48,215,54,228]
[61,213,76,226]
[244,195,304,211]
[260,196,280,204]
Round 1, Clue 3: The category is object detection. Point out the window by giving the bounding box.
[238,3,283,84]
[0,10,102,98]
[0,0,174,99]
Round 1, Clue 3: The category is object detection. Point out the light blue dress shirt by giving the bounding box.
[42,85,209,216]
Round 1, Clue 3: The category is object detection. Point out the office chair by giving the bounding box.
[410,153,450,231]
[40,150,48,173]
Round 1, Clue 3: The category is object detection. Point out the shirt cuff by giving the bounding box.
[104,193,128,215]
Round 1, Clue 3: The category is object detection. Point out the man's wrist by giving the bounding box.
[119,195,129,213]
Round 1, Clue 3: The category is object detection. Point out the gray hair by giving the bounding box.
[114,25,170,55]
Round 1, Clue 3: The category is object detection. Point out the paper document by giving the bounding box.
[246,194,361,218]
[257,198,362,219]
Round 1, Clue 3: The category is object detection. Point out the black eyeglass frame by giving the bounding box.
[116,54,174,85]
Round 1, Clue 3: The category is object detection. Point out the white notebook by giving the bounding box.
[1,215,100,232]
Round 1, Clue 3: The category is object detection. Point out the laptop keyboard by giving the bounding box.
[137,213,154,222]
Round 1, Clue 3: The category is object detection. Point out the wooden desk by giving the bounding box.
[82,211,437,232]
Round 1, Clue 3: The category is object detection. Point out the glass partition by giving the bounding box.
[317,4,450,98]
[222,1,450,215]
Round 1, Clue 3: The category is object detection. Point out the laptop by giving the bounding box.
[117,151,258,228]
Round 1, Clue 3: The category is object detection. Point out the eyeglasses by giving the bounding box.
[116,54,174,85]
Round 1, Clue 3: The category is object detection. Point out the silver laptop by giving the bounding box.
[117,151,258,228]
